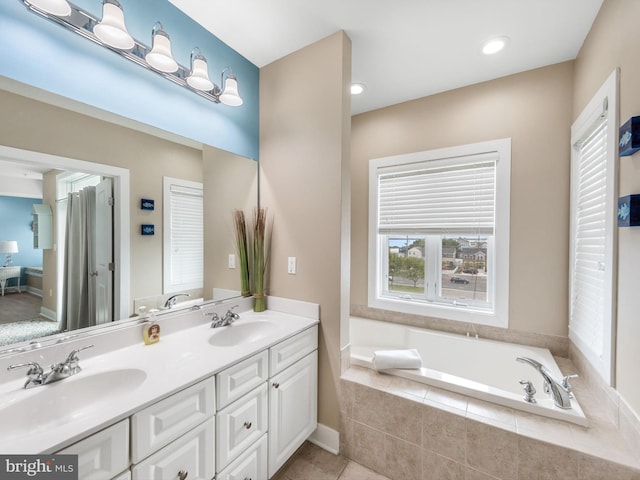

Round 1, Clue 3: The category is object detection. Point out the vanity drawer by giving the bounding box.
[216,350,268,409]
[217,433,267,480]
[58,419,129,480]
[269,325,318,376]
[216,383,268,472]
[131,377,215,463]
[131,418,214,480]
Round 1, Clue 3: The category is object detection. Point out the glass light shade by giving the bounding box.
[187,57,214,91]
[93,1,135,50]
[29,0,72,16]
[219,76,243,106]
[145,31,178,73]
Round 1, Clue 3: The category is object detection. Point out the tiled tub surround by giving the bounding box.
[350,317,588,426]
[340,366,640,480]
[0,296,318,454]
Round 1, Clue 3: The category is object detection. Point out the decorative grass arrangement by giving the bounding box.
[252,207,271,312]
[232,209,251,297]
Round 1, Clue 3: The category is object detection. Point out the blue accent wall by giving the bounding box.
[0,0,259,160]
[0,196,43,274]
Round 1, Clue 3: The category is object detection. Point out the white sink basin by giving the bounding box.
[208,321,277,347]
[0,368,147,436]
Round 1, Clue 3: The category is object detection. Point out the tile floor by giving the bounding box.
[272,441,391,480]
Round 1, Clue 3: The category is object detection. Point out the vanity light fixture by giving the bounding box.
[482,36,509,55]
[219,69,243,106]
[26,0,71,16]
[17,0,244,106]
[93,0,135,50]
[186,47,214,92]
[145,22,178,73]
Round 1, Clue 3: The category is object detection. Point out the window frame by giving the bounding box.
[368,138,511,328]
[163,176,204,294]
[569,69,619,386]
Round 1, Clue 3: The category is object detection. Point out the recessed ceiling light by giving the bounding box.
[351,83,366,95]
[482,36,510,55]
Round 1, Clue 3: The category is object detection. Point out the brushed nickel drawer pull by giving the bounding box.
[244,421,252,429]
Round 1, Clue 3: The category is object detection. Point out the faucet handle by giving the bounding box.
[64,344,94,374]
[562,374,579,391]
[519,379,537,403]
[7,361,43,376]
[7,362,44,387]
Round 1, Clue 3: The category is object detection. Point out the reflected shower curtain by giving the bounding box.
[60,187,96,332]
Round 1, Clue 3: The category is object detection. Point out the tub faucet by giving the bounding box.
[516,356,573,409]
[164,293,190,308]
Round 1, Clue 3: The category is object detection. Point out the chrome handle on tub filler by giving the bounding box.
[519,379,537,404]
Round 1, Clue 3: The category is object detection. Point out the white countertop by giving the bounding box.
[0,307,318,454]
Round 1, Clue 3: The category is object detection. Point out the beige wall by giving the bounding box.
[260,31,352,431]
[351,61,575,337]
[574,0,640,417]
[0,88,202,316]
[203,145,258,300]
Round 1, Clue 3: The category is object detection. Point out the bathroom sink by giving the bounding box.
[208,321,277,347]
[0,368,147,436]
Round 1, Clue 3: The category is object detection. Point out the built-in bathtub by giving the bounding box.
[350,317,588,426]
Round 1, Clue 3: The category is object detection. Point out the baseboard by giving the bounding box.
[40,306,56,321]
[308,423,340,455]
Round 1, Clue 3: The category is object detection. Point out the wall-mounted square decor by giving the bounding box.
[618,195,640,227]
[141,224,155,236]
[141,198,155,211]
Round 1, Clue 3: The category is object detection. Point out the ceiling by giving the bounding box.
[172,1,603,115]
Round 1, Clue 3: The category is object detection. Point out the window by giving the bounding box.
[569,70,618,386]
[163,177,203,293]
[368,139,511,327]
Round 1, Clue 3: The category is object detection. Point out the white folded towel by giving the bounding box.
[372,349,422,371]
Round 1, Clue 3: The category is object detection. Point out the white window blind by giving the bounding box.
[377,152,497,235]
[568,69,618,386]
[163,178,203,293]
[570,117,607,357]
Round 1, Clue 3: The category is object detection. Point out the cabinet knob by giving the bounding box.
[243,421,252,429]
[273,382,280,389]
[177,470,188,480]
[244,478,252,480]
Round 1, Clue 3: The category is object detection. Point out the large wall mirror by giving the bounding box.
[0,81,258,350]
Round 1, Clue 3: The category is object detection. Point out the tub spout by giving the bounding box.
[516,356,572,409]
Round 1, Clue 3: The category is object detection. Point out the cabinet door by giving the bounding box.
[57,420,129,480]
[131,419,214,480]
[217,383,268,472]
[112,471,131,480]
[268,350,317,477]
[217,434,267,480]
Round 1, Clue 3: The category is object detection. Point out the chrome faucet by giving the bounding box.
[207,306,240,328]
[516,356,576,409]
[164,293,190,308]
[7,345,93,389]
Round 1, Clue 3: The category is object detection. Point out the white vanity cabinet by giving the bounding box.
[268,326,318,477]
[58,419,130,480]
[44,315,318,480]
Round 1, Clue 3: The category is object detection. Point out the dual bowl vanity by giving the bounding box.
[0,299,319,480]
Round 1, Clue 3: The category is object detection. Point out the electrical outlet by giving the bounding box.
[287,256,297,274]
[228,254,236,269]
